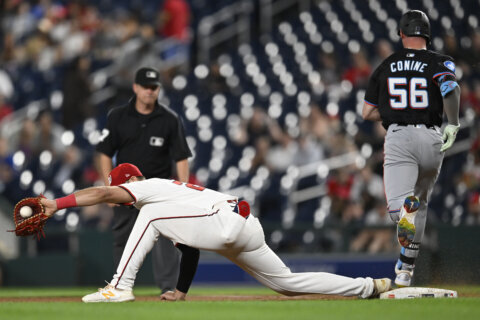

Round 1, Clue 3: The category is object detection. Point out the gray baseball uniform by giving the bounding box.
[364,46,459,281]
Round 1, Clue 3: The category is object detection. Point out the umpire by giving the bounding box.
[96,67,192,293]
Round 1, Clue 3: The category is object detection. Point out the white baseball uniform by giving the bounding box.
[110,178,375,298]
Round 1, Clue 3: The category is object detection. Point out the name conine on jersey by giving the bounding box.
[390,60,428,73]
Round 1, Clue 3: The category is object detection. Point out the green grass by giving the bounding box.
[0,286,479,320]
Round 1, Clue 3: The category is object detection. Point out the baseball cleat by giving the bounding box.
[395,267,413,287]
[397,196,420,248]
[370,278,392,298]
[82,284,135,303]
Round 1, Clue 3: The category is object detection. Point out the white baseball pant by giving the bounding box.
[110,201,374,298]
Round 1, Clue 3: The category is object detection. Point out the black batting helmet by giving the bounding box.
[398,10,431,43]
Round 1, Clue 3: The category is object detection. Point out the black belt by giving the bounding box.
[395,124,436,129]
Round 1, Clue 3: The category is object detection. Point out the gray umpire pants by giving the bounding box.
[112,205,180,292]
[383,124,444,259]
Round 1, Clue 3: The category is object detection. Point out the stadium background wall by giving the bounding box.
[1,226,479,286]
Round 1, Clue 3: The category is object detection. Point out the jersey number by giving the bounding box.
[172,180,205,191]
[388,77,428,109]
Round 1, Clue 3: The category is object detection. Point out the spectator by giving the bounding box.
[34,110,65,157]
[466,192,480,225]
[0,69,14,103]
[372,39,393,69]
[342,49,371,88]
[157,0,191,58]
[61,55,93,130]
[0,94,13,123]
[318,52,340,87]
[350,202,395,253]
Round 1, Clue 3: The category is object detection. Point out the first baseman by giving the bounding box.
[362,10,460,287]
[40,163,391,302]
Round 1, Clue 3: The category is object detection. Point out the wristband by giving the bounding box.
[56,194,77,210]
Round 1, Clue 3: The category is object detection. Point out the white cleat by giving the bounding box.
[370,278,392,298]
[395,267,413,287]
[82,284,135,303]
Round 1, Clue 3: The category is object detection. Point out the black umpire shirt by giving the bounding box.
[96,96,192,179]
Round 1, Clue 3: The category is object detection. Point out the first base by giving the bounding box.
[379,287,458,299]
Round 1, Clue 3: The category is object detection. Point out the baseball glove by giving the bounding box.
[9,196,50,239]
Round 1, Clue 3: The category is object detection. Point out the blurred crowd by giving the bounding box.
[1,0,480,255]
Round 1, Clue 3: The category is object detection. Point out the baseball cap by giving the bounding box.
[108,163,143,186]
[134,67,161,87]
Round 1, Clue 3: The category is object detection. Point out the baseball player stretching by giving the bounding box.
[40,163,391,302]
[362,10,460,287]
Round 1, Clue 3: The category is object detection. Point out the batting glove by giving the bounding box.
[440,124,460,152]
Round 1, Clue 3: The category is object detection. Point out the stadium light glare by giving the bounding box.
[19,170,33,188]
[33,180,46,195]
[212,94,226,107]
[50,90,63,110]
[185,107,200,121]
[194,64,209,79]
[213,136,227,150]
[240,92,254,107]
[183,94,198,108]
[218,176,232,191]
[172,75,187,90]
[284,84,298,97]
[278,22,292,35]
[186,136,197,150]
[257,166,270,180]
[196,167,210,185]
[66,212,79,232]
[209,157,223,173]
[197,116,212,129]
[321,41,334,53]
[39,150,53,168]
[281,209,295,229]
[298,104,311,118]
[299,12,312,23]
[265,42,279,57]
[62,179,75,195]
[198,128,213,142]
[213,105,227,121]
[54,209,66,220]
[240,104,254,119]
[310,33,323,45]
[226,75,240,88]
[12,151,25,169]
[258,84,271,97]
[238,43,252,56]
[226,166,240,181]
[219,64,234,78]
[303,231,315,244]
[468,15,478,28]
[270,230,284,244]
[238,158,251,173]
[242,146,256,160]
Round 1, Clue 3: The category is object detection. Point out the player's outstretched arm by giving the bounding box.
[40,186,134,217]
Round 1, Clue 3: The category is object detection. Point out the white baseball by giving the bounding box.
[19,206,33,218]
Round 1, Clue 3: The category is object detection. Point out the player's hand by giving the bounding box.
[40,197,58,217]
[440,124,460,152]
[160,290,186,301]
